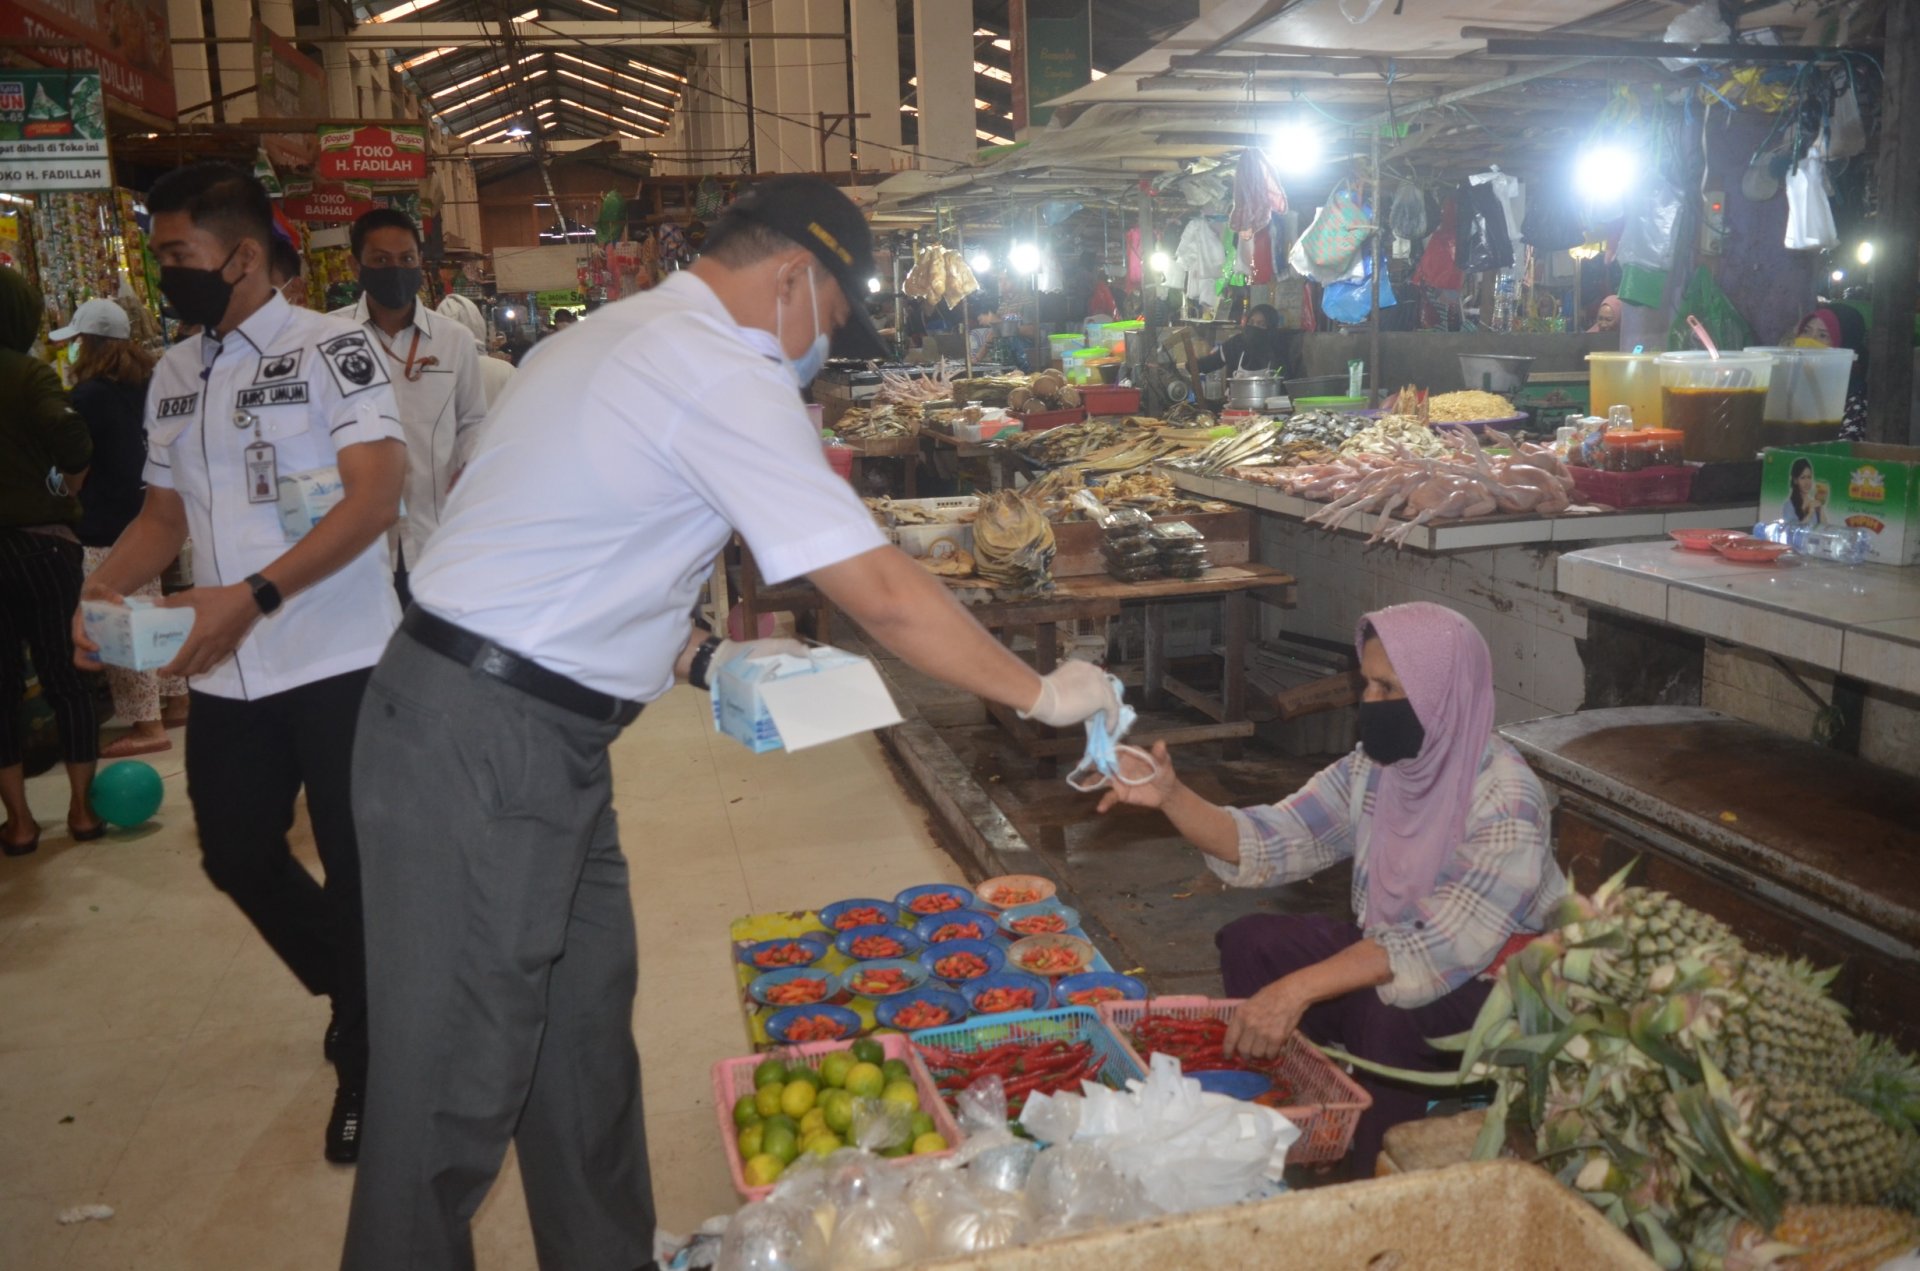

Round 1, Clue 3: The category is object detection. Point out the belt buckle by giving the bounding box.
[475,643,516,679]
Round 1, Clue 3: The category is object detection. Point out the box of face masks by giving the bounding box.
[277,466,345,542]
[81,596,195,672]
[711,646,903,753]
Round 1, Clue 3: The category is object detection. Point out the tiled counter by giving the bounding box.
[1557,541,1920,697]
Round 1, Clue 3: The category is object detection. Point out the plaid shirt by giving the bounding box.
[1209,739,1566,1007]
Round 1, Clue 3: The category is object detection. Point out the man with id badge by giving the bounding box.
[71,162,406,1165]
[330,208,486,605]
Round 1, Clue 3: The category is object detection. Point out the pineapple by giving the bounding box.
[1695,1204,1920,1270]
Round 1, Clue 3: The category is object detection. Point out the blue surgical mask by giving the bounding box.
[776,265,830,388]
[1065,672,1160,793]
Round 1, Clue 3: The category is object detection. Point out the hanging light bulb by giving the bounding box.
[1575,144,1639,202]
[866,277,882,293]
[1009,242,1041,274]
[1855,241,1876,265]
[968,252,991,273]
[1148,250,1171,274]
[1267,119,1322,175]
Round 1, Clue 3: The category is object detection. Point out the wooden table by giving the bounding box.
[949,563,1297,766]
[847,435,921,497]
[919,428,1020,492]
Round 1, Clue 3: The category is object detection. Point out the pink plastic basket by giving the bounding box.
[709,1032,965,1201]
[1098,995,1372,1165]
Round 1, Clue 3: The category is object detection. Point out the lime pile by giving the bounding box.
[731,1037,950,1186]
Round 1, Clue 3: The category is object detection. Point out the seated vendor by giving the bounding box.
[1193,303,1282,375]
[1097,601,1566,1173]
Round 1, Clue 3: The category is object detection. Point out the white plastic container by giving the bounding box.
[1743,345,1856,446]
[81,596,195,672]
[1654,350,1773,462]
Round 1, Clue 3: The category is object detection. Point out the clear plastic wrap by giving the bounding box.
[849,1096,912,1155]
[924,1185,1030,1256]
[1024,1141,1152,1239]
[823,1198,928,1271]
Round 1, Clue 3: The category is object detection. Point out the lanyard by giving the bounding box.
[376,325,438,382]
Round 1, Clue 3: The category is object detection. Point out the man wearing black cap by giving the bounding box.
[341,176,1118,1270]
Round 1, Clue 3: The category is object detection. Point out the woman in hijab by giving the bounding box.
[1098,602,1565,1172]
[0,266,102,853]
[1194,303,1283,375]
[1586,294,1622,334]
[1793,302,1870,439]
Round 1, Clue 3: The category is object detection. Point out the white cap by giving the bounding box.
[49,297,131,342]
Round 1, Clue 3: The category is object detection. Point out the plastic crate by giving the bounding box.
[1099,996,1371,1164]
[1016,406,1086,432]
[1569,463,1697,508]
[709,1032,964,1201]
[907,1005,1144,1121]
[1078,385,1142,416]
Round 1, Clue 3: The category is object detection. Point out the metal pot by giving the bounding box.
[1227,369,1277,410]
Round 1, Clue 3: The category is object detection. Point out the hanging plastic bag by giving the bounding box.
[1298,184,1373,277]
[1617,262,1667,309]
[1229,148,1287,232]
[1520,180,1584,252]
[1665,266,1755,352]
[1617,176,1683,271]
[1659,1,1731,71]
[1827,67,1866,159]
[1784,155,1838,250]
[1387,181,1428,240]
[1323,272,1394,325]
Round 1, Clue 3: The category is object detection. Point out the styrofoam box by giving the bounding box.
[885,497,980,560]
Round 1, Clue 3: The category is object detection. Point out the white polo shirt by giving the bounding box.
[328,296,488,566]
[143,293,406,701]
[408,271,887,703]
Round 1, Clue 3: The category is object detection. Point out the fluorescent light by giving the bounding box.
[576,0,617,10]
[367,0,443,23]
[397,47,456,71]
[1575,144,1639,201]
[512,8,539,21]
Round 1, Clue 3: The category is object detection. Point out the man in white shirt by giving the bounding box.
[342,176,1118,1271]
[73,162,406,1165]
[433,292,515,409]
[330,208,486,604]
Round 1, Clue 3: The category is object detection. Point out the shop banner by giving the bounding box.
[1010,0,1089,132]
[0,0,174,121]
[316,124,427,184]
[0,70,111,193]
[282,180,377,223]
[255,21,326,170]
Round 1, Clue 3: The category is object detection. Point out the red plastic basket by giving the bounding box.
[1017,406,1086,432]
[1569,464,1696,508]
[1098,996,1372,1165]
[1077,386,1142,416]
[709,1033,965,1201]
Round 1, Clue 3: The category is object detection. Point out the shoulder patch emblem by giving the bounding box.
[318,332,389,395]
[255,350,303,383]
[155,393,199,419]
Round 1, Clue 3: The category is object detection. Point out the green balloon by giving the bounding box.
[90,760,165,828]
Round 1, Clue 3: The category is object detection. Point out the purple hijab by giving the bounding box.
[1356,603,1495,924]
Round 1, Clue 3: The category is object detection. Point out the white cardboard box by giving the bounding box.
[277,466,344,542]
[712,646,902,753]
[81,596,195,672]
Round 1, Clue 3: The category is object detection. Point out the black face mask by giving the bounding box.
[1358,697,1426,765]
[159,243,243,331]
[359,266,423,311]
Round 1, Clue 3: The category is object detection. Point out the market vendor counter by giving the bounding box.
[1501,707,1920,1050]
[1556,540,1920,697]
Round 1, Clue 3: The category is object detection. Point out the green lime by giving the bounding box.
[786,1067,822,1092]
[744,1153,784,1186]
[819,1051,856,1089]
[878,1141,910,1158]
[763,1114,798,1136]
[753,1082,785,1119]
[851,1038,885,1066]
[804,1131,842,1157]
[912,1131,949,1155]
[732,1094,762,1129]
[753,1058,787,1089]
[821,1089,855,1135]
[881,1079,920,1112]
[761,1123,799,1166]
[909,1111,935,1139]
[881,1059,912,1085]
[737,1123,765,1159]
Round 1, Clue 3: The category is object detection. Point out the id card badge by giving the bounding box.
[244,440,279,504]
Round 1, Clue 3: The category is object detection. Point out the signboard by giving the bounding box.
[255,21,325,170]
[316,124,427,184]
[0,0,175,121]
[282,180,377,224]
[1009,0,1090,132]
[0,70,111,193]
[493,243,589,293]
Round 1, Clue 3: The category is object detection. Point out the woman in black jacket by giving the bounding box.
[1195,304,1283,375]
[0,267,101,854]
[59,297,184,757]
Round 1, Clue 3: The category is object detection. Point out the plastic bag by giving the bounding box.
[1387,181,1428,240]
[1024,1141,1151,1239]
[922,1184,1029,1257]
[1784,155,1838,250]
[824,1198,927,1271]
[1827,67,1866,159]
[1659,1,1731,71]
[1323,274,1394,325]
[1618,262,1667,309]
[849,1097,912,1154]
[1618,176,1683,271]
[1298,185,1372,276]
[718,1199,829,1271]
[1665,266,1755,353]
[1229,147,1287,232]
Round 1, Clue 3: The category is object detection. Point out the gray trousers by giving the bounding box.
[341,631,653,1271]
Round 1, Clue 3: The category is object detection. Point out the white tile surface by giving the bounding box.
[1842,630,1920,697]
[1556,554,1671,621]
[1668,589,1845,669]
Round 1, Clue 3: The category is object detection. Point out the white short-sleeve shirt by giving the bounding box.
[407,271,887,702]
[143,293,405,700]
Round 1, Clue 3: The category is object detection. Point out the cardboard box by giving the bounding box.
[1760,441,1920,564]
[883,497,979,560]
[81,596,195,672]
[277,466,345,543]
[711,646,903,753]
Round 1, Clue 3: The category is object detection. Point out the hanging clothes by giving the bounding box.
[1413,197,1464,291]
[1470,168,1525,250]
[1249,224,1276,285]
[1174,218,1225,311]
[1220,224,1245,292]
[1454,180,1513,273]
[1125,226,1143,291]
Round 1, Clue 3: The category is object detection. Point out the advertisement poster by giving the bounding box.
[0,0,175,121]
[255,21,326,169]
[0,70,111,193]
[282,180,378,223]
[1009,0,1090,131]
[316,124,427,184]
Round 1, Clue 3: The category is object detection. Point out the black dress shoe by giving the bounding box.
[326,1087,362,1164]
[323,1014,341,1064]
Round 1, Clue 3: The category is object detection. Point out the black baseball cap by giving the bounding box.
[722,175,887,359]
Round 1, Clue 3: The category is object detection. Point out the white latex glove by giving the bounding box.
[1019,659,1121,729]
[713,637,810,671]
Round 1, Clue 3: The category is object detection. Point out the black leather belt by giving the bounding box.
[402,607,644,727]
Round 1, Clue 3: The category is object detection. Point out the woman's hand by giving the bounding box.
[1225,976,1311,1063]
[1096,740,1178,812]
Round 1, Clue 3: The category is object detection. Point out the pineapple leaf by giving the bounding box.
[1471,1081,1512,1160]
[1301,1038,1470,1087]
[1629,1212,1686,1271]
[1626,996,1704,1084]
[1456,978,1515,1078]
